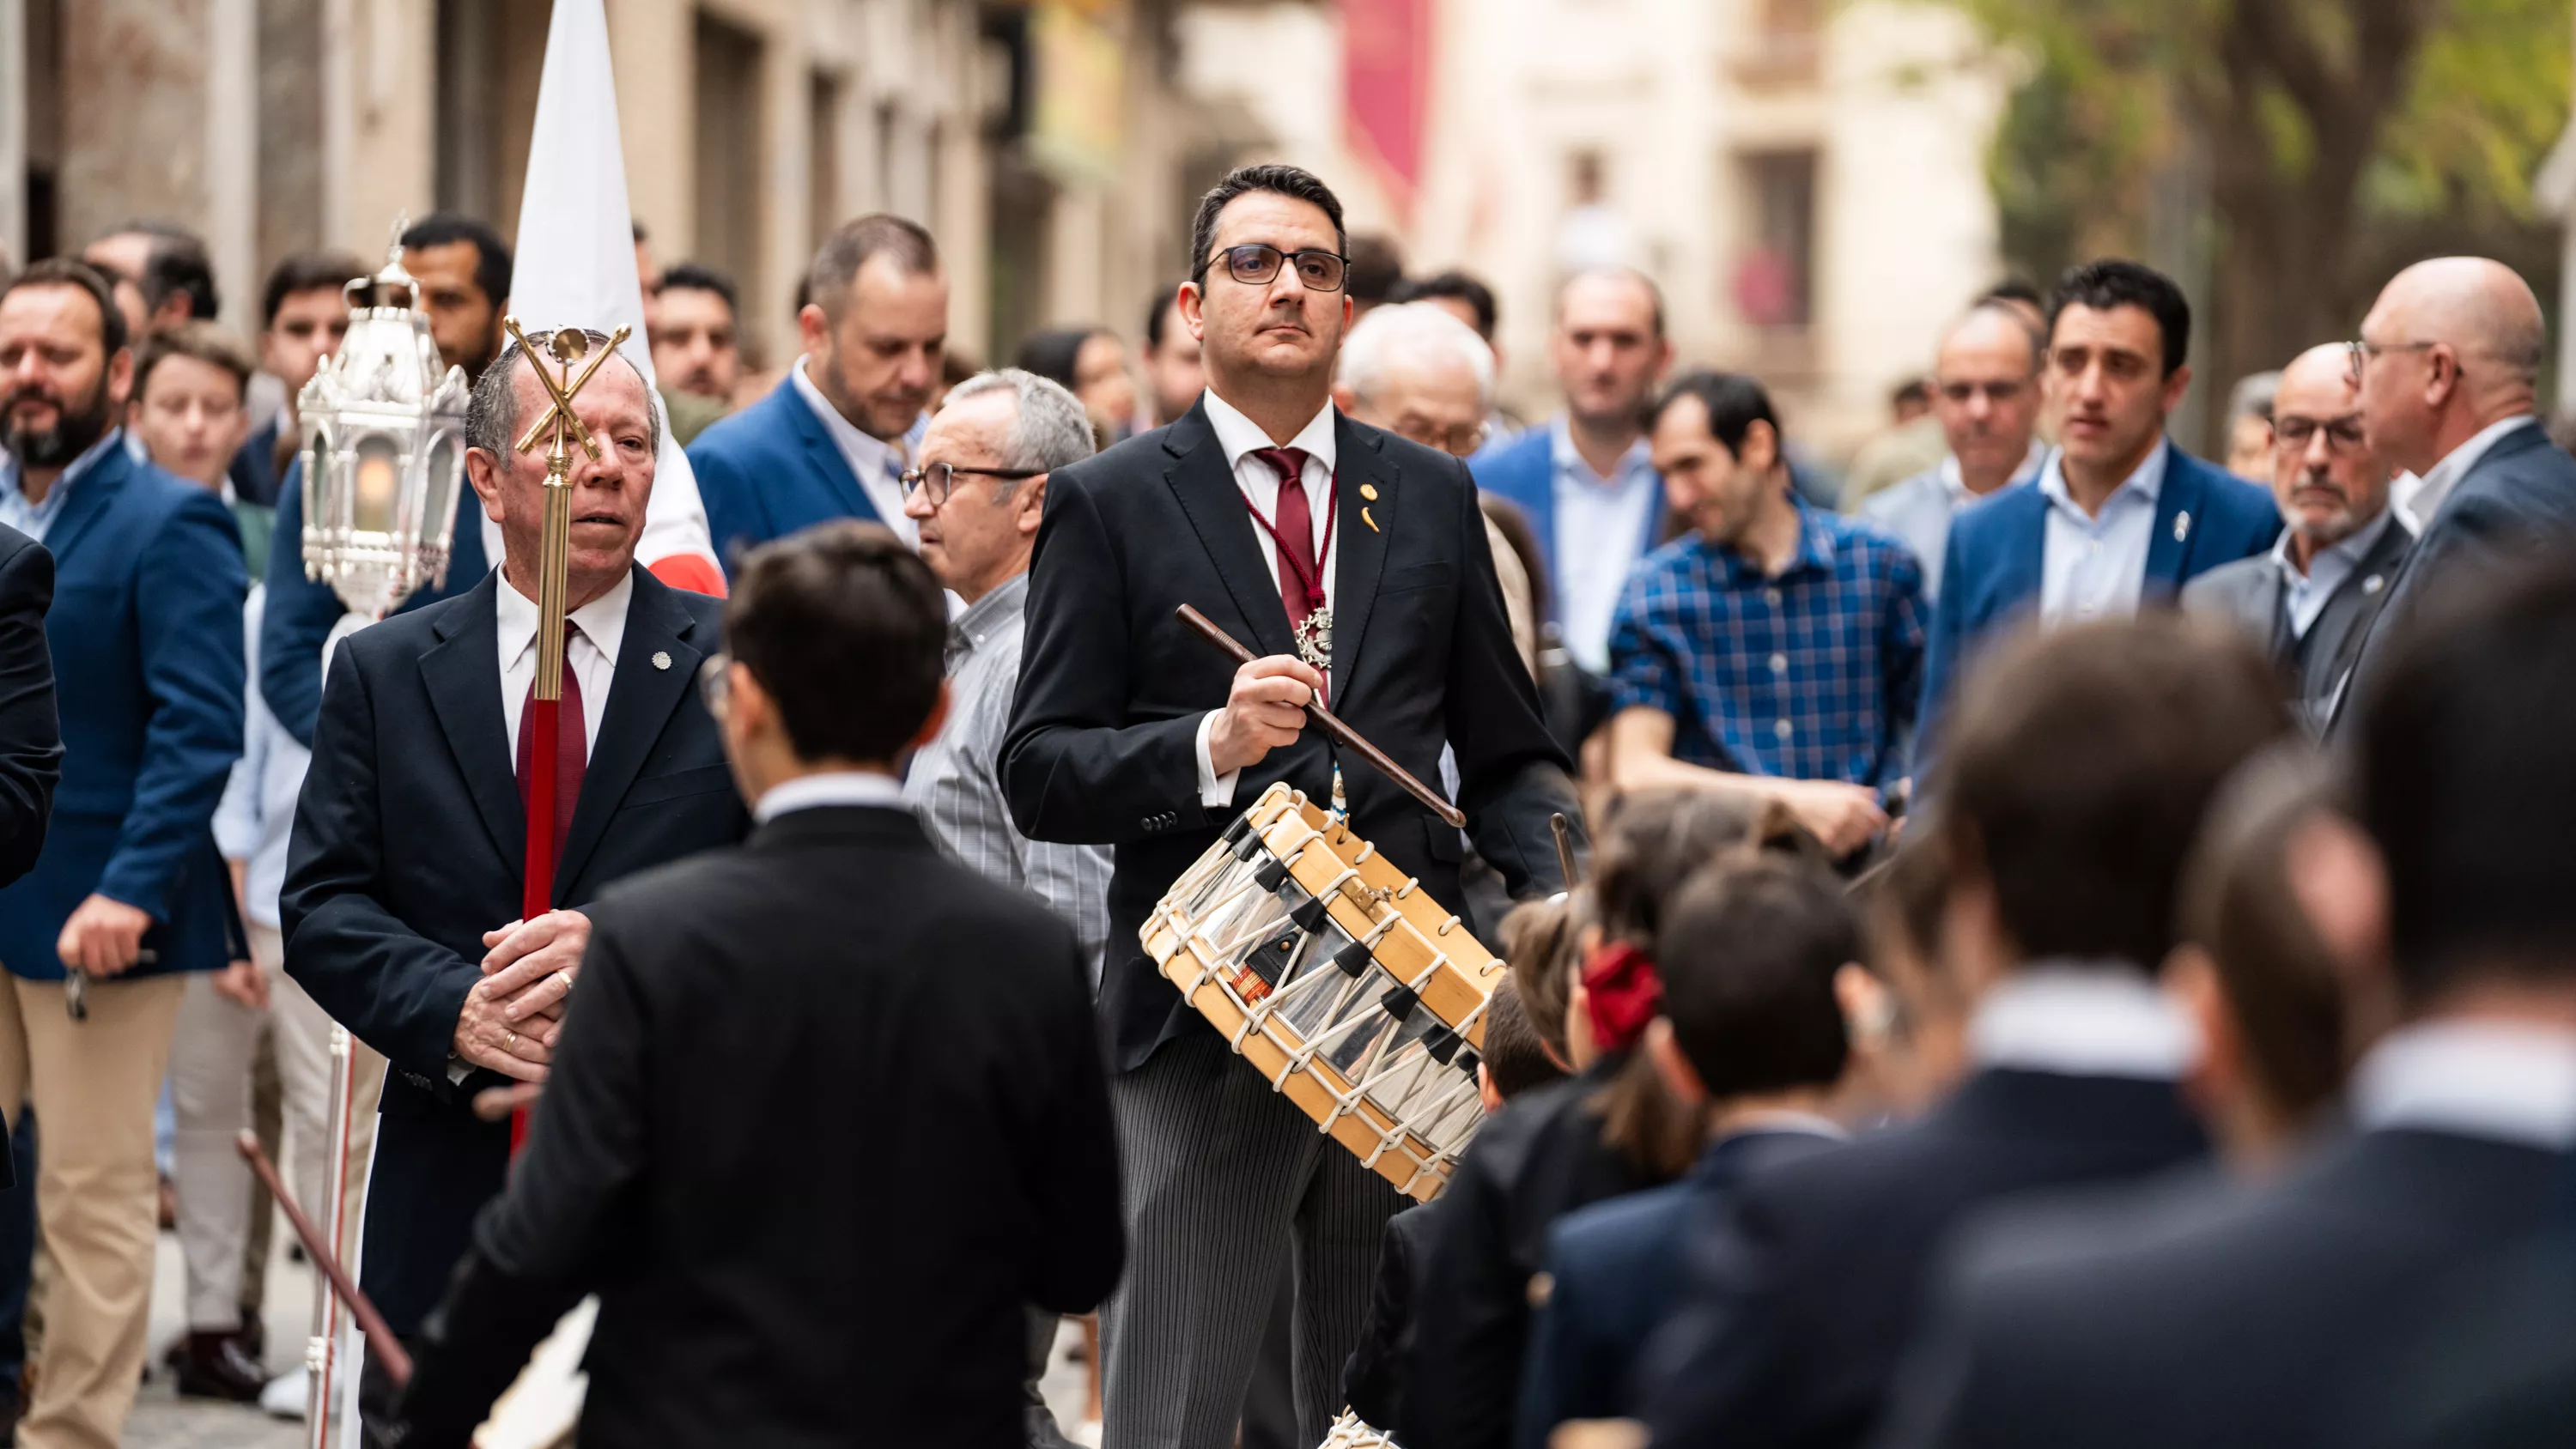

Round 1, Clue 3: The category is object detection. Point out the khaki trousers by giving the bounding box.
[0,972,185,1449]
[170,922,337,1331]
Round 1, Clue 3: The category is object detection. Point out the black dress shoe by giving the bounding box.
[173,1329,268,1403]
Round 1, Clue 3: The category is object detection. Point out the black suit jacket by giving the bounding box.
[1875,1127,2573,1449]
[396,804,1124,1449]
[0,525,60,895]
[281,566,749,1334]
[1002,402,1581,1070]
[2331,421,2576,733]
[1401,1060,1651,1449]
[1346,1197,1443,1430]
[1637,1069,2208,1449]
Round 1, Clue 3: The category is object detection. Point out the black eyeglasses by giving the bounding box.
[2273,414,2369,452]
[900,461,1044,506]
[1206,244,1349,293]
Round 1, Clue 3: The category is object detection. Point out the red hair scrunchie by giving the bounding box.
[1580,941,1663,1055]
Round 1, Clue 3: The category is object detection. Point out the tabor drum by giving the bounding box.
[1143,780,1499,1201]
[1315,1409,1401,1447]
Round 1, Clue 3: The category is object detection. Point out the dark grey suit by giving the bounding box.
[2330,421,2576,732]
[2180,511,2410,722]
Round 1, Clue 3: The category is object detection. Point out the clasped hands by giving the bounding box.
[452,910,590,1083]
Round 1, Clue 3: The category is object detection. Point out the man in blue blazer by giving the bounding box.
[689,214,946,574]
[1470,269,1672,671]
[0,259,246,1444]
[1918,260,2278,763]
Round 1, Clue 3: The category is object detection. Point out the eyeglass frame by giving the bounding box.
[2345,336,2439,386]
[899,460,1045,506]
[2272,412,2369,452]
[1202,243,1351,294]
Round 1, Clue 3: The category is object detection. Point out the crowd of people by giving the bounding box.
[0,152,2569,1449]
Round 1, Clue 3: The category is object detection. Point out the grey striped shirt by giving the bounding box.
[904,573,1115,985]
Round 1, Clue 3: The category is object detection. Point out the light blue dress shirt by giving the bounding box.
[1550,419,1661,673]
[2275,506,2401,640]
[2038,440,2168,623]
[0,429,125,543]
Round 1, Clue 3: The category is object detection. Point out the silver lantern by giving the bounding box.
[297,234,471,621]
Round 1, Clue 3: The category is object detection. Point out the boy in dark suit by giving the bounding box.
[398,522,1122,1448]
[1638,611,2291,1449]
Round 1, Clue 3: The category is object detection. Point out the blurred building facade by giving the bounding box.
[1183,0,2014,454]
[0,0,1289,372]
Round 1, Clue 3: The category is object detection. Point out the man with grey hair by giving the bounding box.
[283,331,747,1440]
[2334,255,2576,730]
[692,214,949,571]
[900,367,1109,1449]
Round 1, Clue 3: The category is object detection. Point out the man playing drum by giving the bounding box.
[1003,163,1583,1448]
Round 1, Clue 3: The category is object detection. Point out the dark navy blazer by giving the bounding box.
[280,566,749,1333]
[0,443,246,980]
[686,378,884,579]
[1470,424,1665,625]
[258,454,489,746]
[1916,445,2277,766]
[1516,1127,1840,1446]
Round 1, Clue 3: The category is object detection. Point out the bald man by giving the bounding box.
[2184,344,2413,724]
[2333,257,2576,729]
[1866,303,2050,603]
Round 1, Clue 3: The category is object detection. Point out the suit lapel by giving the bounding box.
[417,573,524,873]
[41,442,136,567]
[551,568,707,900]
[1998,487,2049,615]
[781,379,881,525]
[1327,416,1394,709]
[2307,518,2410,698]
[1163,403,1299,660]
[2141,446,2202,601]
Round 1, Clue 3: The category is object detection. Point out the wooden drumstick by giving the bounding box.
[1552,812,1582,888]
[1175,604,1468,831]
[236,1131,414,1386]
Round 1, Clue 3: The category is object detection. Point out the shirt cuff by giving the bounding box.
[1194,711,1240,809]
[447,1053,472,1086]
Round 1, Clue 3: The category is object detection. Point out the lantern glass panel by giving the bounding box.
[353,436,401,534]
[422,435,459,541]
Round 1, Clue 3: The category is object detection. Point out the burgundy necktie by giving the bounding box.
[1252,446,1320,634]
[515,626,588,867]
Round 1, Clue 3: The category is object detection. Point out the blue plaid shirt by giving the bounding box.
[1608,501,1927,790]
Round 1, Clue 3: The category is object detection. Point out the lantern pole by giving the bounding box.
[496,317,626,1153]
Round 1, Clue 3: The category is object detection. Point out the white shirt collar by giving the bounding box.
[791,356,908,476]
[2038,438,2170,523]
[1938,439,2050,501]
[1968,961,2201,1080]
[754,768,908,822]
[495,567,635,675]
[1200,388,1337,474]
[2350,1018,2576,1150]
[2270,502,2393,585]
[2398,414,2537,532]
[1549,415,1655,489]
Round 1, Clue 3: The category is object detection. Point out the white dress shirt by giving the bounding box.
[2038,440,2170,623]
[495,569,631,763]
[2395,413,2537,534]
[791,356,919,548]
[2275,507,2403,640]
[2350,1018,2576,1151]
[1968,961,2201,1080]
[755,768,907,823]
[1192,390,1340,807]
[1548,418,1662,673]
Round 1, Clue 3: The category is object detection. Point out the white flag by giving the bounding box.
[503,0,726,596]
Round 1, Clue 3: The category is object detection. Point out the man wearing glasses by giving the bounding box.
[1914,258,2279,765]
[1864,300,2051,604]
[1003,164,1580,1449]
[2330,256,2576,731]
[2184,343,2413,725]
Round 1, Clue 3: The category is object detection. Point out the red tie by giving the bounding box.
[515,627,588,870]
[1253,446,1321,634]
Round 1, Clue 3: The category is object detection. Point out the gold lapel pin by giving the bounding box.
[1360,482,1380,501]
[1364,506,1380,532]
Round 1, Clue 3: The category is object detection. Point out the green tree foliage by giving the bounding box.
[1942,0,2569,427]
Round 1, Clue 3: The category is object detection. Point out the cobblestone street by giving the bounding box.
[121,1229,307,1449]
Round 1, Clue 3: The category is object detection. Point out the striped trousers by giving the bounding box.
[1101,1029,1404,1449]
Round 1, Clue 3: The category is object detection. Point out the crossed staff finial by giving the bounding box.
[501,317,634,461]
